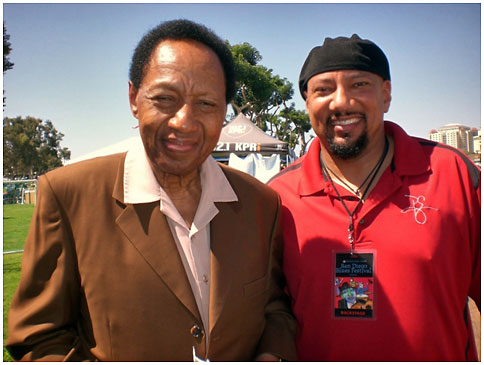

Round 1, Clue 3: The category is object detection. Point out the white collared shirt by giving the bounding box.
[123,137,238,338]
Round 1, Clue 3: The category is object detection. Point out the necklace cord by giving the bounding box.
[325,153,380,196]
[321,136,389,253]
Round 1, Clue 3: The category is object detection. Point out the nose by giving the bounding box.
[168,103,198,133]
[330,86,351,111]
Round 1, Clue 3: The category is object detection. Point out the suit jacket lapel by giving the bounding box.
[112,156,201,323]
[208,201,240,334]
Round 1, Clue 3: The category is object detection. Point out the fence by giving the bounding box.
[3,179,38,205]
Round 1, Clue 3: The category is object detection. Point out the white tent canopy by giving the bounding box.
[65,136,141,165]
[212,114,289,158]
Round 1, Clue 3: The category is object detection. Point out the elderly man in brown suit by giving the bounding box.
[6,19,296,361]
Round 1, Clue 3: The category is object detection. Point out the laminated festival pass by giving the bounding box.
[333,252,374,319]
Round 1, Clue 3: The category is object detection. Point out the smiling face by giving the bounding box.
[341,287,357,303]
[305,70,391,159]
[129,39,227,179]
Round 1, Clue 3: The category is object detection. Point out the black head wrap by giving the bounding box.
[299,34,390,99]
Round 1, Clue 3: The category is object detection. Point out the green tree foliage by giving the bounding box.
[228,42,312,155]
[3,24,13,73]
[4,24,14,108]
[3,116,71,179]
[230,42,293,129]
[277,105,313,156]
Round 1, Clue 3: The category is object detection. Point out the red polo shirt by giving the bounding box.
[269,121,480,361]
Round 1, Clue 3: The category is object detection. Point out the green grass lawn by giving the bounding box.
[3,204,34,252]
[3,253,22,362]
[3,204,33,361]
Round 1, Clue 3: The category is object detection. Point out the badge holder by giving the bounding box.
[333,248,376,320]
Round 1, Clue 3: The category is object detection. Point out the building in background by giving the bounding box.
[429,124,481,166]
[473,130,481,155]
[429,124,480,154]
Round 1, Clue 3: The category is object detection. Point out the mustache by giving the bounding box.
[328,111,365,120]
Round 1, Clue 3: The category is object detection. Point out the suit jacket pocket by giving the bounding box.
[243,275,268,298]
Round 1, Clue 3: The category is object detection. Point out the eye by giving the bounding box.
[154,95,175,103]
[353,81,370,88]
[197,99,218,110]
[312,86,333,96]
[149,94,178,110]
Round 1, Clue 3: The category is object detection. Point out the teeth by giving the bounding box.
[168,139,185,145]
[333,118,360,126]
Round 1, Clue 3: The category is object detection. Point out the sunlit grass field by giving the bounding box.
[3,204,34,252]
[3,204,33,361]
[3,253,22,361]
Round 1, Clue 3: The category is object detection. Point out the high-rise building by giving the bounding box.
[473,130,481,155]
[428,124,480,154]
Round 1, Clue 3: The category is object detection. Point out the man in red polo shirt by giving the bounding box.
[269,34,480,361]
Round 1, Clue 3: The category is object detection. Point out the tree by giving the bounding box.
[3,116,71,179]
[277,105,314,155]
[3,24,13,108]
[228,41,312,156]
[3,24,14,73]
[4,24,14,108]
[229,42,293,129]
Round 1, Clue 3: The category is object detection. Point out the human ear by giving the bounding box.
[128,81,139,119]
[382,80,392,113]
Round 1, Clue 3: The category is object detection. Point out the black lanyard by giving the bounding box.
[321,136,389,254]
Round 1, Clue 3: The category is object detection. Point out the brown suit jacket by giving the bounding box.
[6,153,296,361]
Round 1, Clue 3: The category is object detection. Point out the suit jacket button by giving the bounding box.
[190,325,203,338]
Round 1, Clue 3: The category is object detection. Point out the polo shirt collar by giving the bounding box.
[384,121,431,176]
[123,137,238,205]
[299,138,328,196]
[298,121,431,197]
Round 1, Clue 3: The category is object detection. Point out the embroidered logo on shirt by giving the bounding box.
[401,195,438,224]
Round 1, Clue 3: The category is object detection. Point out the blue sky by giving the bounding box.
[3,2,481,159]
